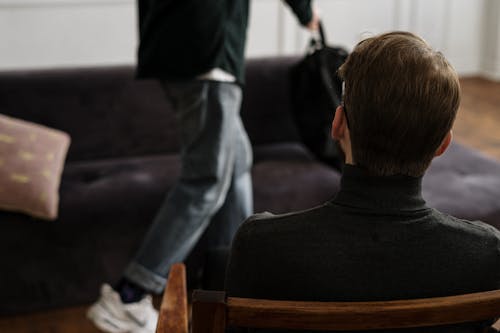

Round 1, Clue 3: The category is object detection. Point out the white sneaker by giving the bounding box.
[87,284,158,333]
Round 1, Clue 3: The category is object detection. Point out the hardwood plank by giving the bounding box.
[0,296,163,333]
[454,77,500,161]
[0,305,101,333]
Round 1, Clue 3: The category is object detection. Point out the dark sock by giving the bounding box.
[114,278,146,304]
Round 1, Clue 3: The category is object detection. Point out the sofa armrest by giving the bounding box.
[156,263,188,333]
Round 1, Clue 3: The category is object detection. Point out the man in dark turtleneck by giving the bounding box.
[224,31,500,333]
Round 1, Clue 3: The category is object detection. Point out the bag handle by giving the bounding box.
[309,20,327,51]
[318,20,327,48]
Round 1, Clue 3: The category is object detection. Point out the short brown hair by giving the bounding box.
[338,31,460,177]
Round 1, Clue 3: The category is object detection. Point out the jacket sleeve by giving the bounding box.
[283,0,313,26]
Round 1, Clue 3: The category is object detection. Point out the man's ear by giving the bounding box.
[332,105,347,140]
[435,131,453,157]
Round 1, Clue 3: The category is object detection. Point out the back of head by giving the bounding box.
[338,31,461,177]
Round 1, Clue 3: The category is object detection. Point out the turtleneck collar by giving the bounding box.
[332,164,428,212]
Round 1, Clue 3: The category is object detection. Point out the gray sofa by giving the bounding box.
[0,57,499,315]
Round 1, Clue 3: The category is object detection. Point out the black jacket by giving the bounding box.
[137,0,312,83]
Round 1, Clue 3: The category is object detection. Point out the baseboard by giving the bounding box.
[480,59,500,81]
[447,55,481,78]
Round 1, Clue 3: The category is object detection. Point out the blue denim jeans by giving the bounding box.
[124,80,253,293]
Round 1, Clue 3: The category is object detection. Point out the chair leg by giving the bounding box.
[192,290,227,333]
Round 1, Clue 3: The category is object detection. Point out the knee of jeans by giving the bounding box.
[182,148,232,181]
[200,175,233,215]
[233,135,253,176]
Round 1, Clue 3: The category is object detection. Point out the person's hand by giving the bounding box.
[306,5,320,31]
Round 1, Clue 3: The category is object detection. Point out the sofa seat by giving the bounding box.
[60,142,341,223]
[252,143,341,213]
[424,143,500,227]
[1,142,341,314]
[60,154,180,225]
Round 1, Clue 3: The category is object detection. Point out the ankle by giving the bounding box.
[114,278,146,304]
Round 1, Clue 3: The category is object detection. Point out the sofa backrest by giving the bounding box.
[241,57,301,146]
[0,57,301,162]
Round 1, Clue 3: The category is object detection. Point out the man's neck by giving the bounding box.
[333,165,427,212]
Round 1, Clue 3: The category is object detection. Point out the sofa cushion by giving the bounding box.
[252,142,341,213]
[424,143,500,228]
[59,142,341,225]
[0,114,70,220]
[242,57,302,146]
[59,154,179,225]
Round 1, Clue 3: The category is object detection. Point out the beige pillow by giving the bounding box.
[0,114,70,220]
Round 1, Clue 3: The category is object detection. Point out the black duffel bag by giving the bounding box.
[290,21,348,169]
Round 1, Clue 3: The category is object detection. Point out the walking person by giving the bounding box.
[87,1,319,332]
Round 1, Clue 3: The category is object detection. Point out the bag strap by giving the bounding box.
[318,20,327,48]
[319,52,341,109]
[315,20,341,108]
[306,20,342,109]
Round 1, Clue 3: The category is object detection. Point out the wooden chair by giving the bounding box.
[156,263,500,333]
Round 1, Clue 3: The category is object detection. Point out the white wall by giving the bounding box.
[0,0,498,79]
[248,0,493,77]
[480,0,500,80]
[0,0,137,70]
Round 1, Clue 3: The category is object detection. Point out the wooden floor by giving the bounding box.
[0,297,163,333]
[454,77,500,161]
[0,77,499,333]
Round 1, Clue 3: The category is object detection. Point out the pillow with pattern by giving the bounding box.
[0,114,70,220]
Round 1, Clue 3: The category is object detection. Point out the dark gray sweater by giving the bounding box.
[225,165,500,332]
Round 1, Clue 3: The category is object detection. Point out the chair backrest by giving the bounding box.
[155,263,500,333]
[191,289,500,333]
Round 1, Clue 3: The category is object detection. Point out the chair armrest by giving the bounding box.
[156,263,188,333]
